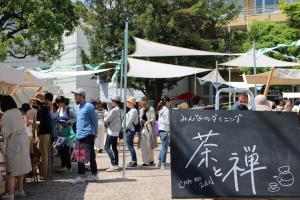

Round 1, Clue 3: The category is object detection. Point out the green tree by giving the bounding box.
[241,21,300,75]
[0,0,80,62]
[280,0,300,29]
[83,0,242,103]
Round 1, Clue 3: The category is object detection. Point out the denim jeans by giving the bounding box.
[126,130,137,162]
[105,135,119,166]
[158,131,168,164]
[78,135,97,175]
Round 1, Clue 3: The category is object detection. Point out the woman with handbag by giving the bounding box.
[0,96,32,200]
[156,96,171,170]
[140,97,157,166]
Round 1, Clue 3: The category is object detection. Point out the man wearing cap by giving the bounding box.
[71,88,98,183]
[104,96,121,172]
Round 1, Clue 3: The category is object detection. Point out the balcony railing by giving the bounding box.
[240,4,282,15]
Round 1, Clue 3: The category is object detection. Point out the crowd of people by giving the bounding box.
[229,93,300,112]
[0,88,172,199]
[0,88,299,199]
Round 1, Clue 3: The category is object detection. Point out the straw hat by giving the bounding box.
[255,95,272,111]
[30,92,45,104]
[177,102,189,109]
[127,96,136,105]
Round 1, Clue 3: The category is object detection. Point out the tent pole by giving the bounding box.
[120,50,124,98]
[228,67,232,109]
[122,20,128,179]
[214,61,218,105]
[194,74,196,94]
[253,42,257,96]
[263,67,275,96]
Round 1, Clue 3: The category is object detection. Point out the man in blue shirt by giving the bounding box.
[231,94,248,111]
[71,88,98,184]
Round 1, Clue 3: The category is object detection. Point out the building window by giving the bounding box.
[255,0,280,14]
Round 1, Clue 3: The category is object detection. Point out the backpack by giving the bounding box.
[67,107,77,133]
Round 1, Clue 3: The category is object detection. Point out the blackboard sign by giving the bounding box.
[170,110,300,199]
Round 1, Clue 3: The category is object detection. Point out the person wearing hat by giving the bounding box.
[139,96,156,167]
[31,92,52,179]
[156,96,171,170]
[71,88,98,183]
[255,95,272,111]
[125,96,139,168]
[104,96,121,172]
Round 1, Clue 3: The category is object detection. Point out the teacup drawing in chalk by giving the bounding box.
[273,166,294,187]
[268,182,280,193]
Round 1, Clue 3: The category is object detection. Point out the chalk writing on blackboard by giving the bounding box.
[179,176,214,189]
[185,130,220,170]
[268,182,280,192]
[274,166,294,187]
[268,165,295,192]
[180,114,243,124]
[185,130,268,195]
[222,145,267,195]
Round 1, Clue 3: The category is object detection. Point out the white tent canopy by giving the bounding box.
[196,69,263,89]
[220,49,299,68]
[127,58,210,78]
[130,37,230,57]
[283,92,300,99]
[0,63,24,85]
[243,68,300,85]
[197,68,227,85]
[226,82,263,89]
[28,68,112,80]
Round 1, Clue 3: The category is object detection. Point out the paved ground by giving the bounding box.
[19,143,293,200]
[23,144,174,200]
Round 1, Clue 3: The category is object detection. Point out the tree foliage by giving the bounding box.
[280,0,300,29]
[83,0,242,102]
[241,21,300,75]
[0,0,80,62]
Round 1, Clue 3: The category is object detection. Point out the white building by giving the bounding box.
[4,29,100,102]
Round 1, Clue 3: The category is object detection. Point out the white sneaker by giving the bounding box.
[14,190,25,197]
[71,176,86,184]
[86,174,99,182]
[2,193,14,200]
[160,164,170,170]
[155,162,161,168]
[106,165,119,172]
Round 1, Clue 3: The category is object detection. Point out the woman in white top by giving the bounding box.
[125,97,138,167]
[104,96,121,172]
[0,96,32,199]
[94,100,107,153]
[140,96,156,166]
[157,96,171,170]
